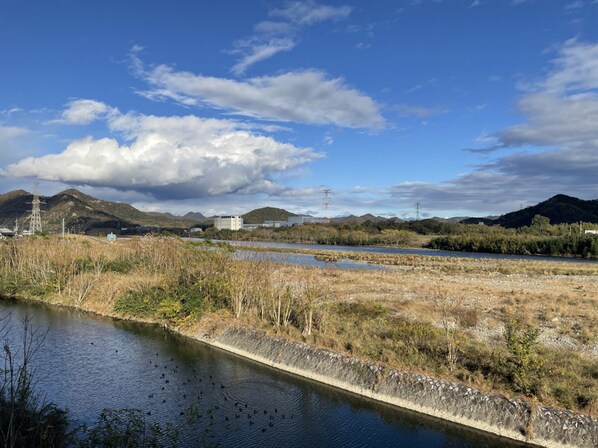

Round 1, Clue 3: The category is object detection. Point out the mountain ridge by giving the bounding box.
[462,195,598,227]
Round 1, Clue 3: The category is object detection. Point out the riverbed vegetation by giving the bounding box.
[0,235,596,418]
[203,214,598,259]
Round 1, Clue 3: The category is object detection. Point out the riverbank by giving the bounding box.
[205,326,597,448]
[0,236,596,446]
[4,294,596,448]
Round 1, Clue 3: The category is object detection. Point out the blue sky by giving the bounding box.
[1,0,598,219]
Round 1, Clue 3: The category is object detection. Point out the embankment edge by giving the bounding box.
[200,326,597,448]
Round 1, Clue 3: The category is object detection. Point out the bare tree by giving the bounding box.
[432,294,462,372]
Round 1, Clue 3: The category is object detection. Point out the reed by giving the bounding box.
[0,235,595,415]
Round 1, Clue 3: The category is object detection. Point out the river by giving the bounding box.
[0,299,528,447]
[187,238,597,269]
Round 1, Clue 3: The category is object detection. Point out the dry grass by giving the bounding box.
[1,235,596,415]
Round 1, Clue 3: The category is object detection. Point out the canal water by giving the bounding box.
[0,299,526,448]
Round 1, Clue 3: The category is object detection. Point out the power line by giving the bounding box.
[322,188,332,218]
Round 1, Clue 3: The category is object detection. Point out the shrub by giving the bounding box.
[502,318,544,396]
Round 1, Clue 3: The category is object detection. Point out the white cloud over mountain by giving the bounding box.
[6,107,322,199]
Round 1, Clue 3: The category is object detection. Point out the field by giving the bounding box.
[0,235,596,416]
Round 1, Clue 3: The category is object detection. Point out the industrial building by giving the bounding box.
[214,215,244,231]
[287,216,328,226]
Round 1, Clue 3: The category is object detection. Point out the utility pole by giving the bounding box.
[62,218,65,239]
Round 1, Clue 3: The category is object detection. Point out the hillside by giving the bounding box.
[242,207,296,224]
[0,189,200,234]
[462,195,598,228]
[147,211,207,223]
[331,214,390,224]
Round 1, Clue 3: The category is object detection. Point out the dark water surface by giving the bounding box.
[0,299,526,448]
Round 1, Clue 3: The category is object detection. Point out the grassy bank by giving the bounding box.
[0,235,596,417]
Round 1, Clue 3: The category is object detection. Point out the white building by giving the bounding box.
[214,216,244,231]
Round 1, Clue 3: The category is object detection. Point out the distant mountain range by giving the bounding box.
[330,214,395,224]
[1,189,596,234]
[461,194,598,227]
[0,189,204,234]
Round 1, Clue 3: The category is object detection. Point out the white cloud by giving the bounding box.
[270,1,352,26]
[6,108,322,199]
[228,1,352,74]
[0,125,30,168]
[392,103,447,118]
[540,39,598,93]
[138,61,385,129]
[231,37,296,76]
[397,40,598,214]
[0,125,29,140]
[53,99,112,125]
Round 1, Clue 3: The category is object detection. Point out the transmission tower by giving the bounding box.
[28,182,44,234]
[322,188,332,218]
[415,202,421,221]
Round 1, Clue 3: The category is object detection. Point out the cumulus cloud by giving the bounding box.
[53,99,112,125]
[6,108,322,199]
[229,1,352,74]
[135,60,384,129]
[397,39,598,213]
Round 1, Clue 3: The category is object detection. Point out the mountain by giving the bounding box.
[430,216,487,223]
[0,189,200,234]
[332,214,391,224]
[462,195,598,228]
[147,211,207,223]
[182,211,207,222]
[242,207,296,224]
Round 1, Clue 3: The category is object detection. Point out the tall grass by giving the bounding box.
[0,235,595,415]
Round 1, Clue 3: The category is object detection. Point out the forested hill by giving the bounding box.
[242,207,296,224]
[0,189,202,233]
[462,195,598,228]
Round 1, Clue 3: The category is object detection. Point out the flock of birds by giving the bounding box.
[97,344,295,438]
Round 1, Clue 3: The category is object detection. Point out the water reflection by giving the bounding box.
[0,299,526,448]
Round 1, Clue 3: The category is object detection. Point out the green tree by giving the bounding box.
[502,318,544,396]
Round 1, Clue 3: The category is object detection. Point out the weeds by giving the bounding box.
[0,235,596,415]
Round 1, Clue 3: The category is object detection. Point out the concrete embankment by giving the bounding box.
[204,325,597,448]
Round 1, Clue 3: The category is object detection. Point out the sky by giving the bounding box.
[1,0,598,219]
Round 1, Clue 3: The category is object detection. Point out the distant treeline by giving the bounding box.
[205,225,420,246]
[427,215,598,258]
[205,215,598,258]
[427,233,598,258]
